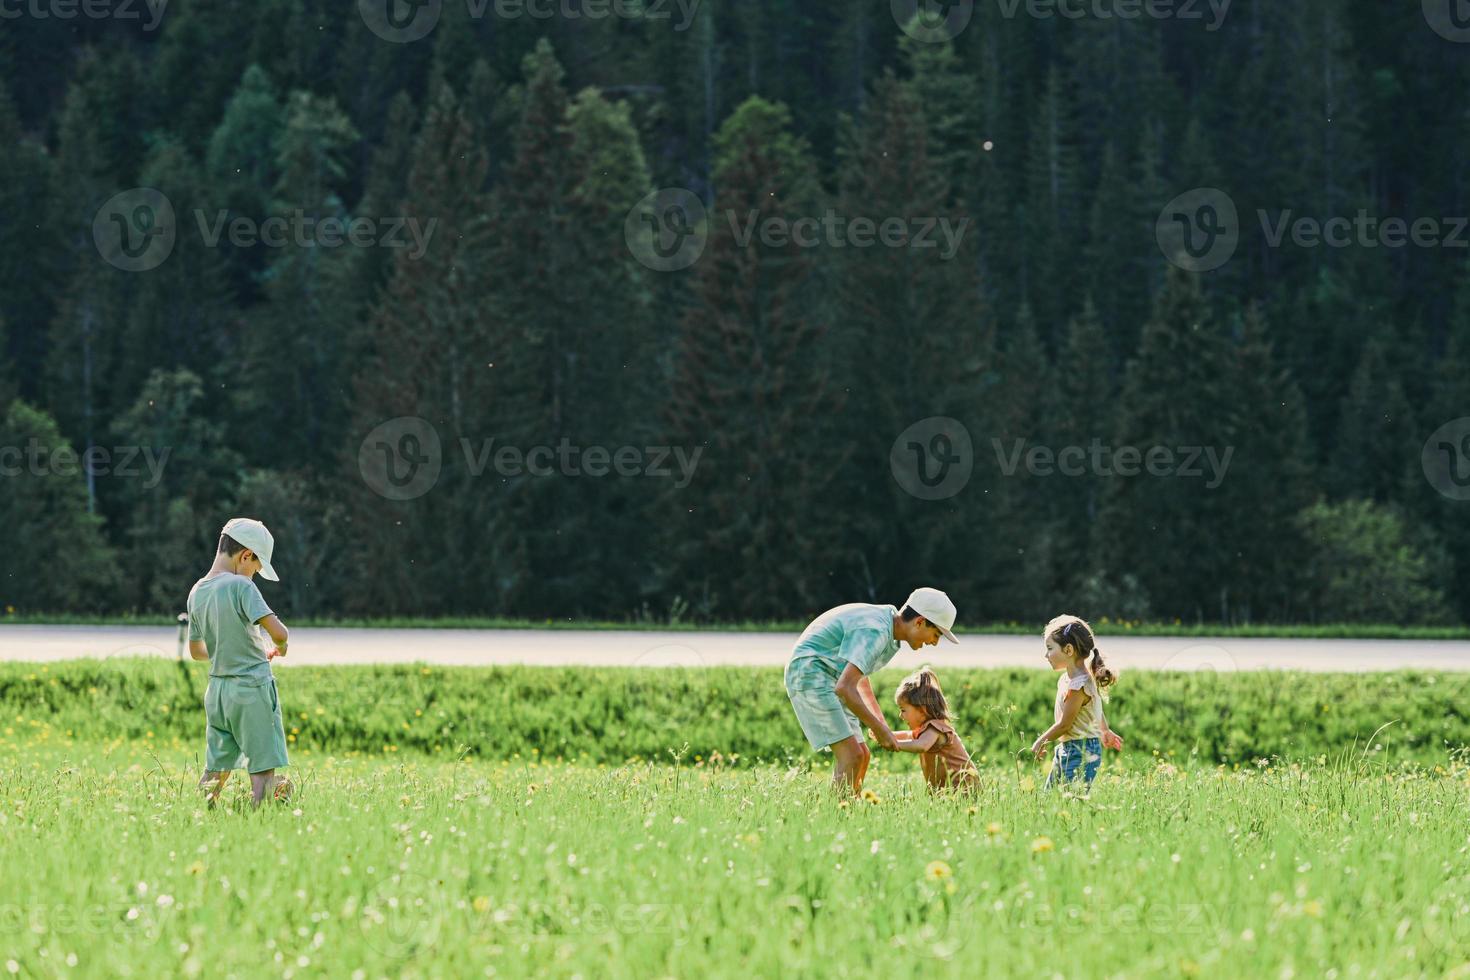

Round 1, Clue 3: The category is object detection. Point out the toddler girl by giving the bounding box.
[892,667,978,794]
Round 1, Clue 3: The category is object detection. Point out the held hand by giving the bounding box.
[875,729,900,752]
[267,647,285,660]
[1102,730,1124,751]
[1030,738,1047,761]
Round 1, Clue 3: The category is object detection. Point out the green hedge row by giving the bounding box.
[3,659,1469,765]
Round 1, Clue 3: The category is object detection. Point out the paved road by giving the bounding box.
[2,625,1469,672]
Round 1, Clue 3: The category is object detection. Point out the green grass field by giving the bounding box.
[5,662,1470,977]
[3,743,1469,978]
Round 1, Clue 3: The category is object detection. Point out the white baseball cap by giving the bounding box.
[903,587,958,644]
[221,517,279,582]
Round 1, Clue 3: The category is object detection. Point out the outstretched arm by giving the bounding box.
[891,728,943,754]
[835,665,897,750]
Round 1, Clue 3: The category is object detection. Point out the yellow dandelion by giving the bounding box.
[1303,900,1323,918]
[861,789,881,804]
[924,861,952,881]
[837,799,850,810]
[986,822,1003,836]
[1019,776,1036,793]
[185,861,205,876]
[472,896,491,913]
[1031,836,1055,854]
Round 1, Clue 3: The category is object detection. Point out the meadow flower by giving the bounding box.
[925,861,952,882]
[861,789,881,805]
[1031,836,1054,854]
[986,822,1003,836]
[473,896,491,913]
[1019,777,1036,793]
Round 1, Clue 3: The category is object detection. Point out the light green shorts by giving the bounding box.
[787,686,864,752]
[204,674,289,773]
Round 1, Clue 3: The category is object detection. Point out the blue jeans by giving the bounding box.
[1046,737,1101,789]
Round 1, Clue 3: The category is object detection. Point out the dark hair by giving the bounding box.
[895,666,949,721]
[899,605,924,624]
[218,533,247,558]
[1043,614,1117,690]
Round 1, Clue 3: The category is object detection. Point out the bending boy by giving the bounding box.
[187,518,292,808]
[784,588,959,794]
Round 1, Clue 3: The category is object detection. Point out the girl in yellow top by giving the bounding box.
[891,667,978,793]
[1030,615,1124,787]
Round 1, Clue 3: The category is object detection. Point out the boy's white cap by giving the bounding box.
[904,587,958,644]
[221,517,279,582]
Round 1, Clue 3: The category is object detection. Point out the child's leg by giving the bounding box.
[248,769,277,807]
[198,770,230,804]
[830,736,871,795]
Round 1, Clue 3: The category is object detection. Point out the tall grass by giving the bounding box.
[1,743,1467,977]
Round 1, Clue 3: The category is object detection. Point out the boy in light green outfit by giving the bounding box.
[187,517,292,808]
[785,587,960,795]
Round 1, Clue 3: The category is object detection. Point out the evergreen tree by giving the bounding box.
[237,91,360,467]
[1332,338,1418,504]
[1097,266,1236,621]
[346,83,510,616]
[663,96,848,619]
[0,401,119,612]
[109,369,243,611]
[0,81,60,398]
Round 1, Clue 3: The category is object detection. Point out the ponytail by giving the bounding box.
[895,665,950,721]
[1044,614,1118,693]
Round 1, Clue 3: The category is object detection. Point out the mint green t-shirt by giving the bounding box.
[784,603,900,692]
[187,573,275,679]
